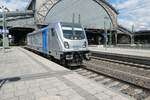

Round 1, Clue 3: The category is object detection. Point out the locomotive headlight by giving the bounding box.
[64,42,69,49]
[83,41,87,48]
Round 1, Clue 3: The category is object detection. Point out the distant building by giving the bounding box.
[117,25,133,44]
[116,25,150,47]
[134,30,150,44]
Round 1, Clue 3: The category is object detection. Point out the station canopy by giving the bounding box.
[44,0,116,29]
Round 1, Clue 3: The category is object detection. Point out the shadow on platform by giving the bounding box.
[0,77,21,89]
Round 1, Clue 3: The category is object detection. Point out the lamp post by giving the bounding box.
[0,6,9,52]
[131,25,135,45]
[109,22,112,46]
[104,16,109,48]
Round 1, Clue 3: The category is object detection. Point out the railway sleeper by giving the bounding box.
[83,62,150,90]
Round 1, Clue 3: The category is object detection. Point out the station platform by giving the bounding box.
[89,46,150,58]
[0,47,133,100]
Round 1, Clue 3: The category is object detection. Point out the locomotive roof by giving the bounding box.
[27,22,83,35]
[27,26,48,35]
[60,22,82,28]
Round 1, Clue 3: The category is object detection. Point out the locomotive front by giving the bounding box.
[60,23,90,66]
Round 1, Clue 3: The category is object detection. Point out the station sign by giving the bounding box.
[0,29,1,33]
[0,29,9,34]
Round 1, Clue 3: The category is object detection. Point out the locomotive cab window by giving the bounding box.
[74,30,85,40]
[51,28,55,36]
[62,27,85,40]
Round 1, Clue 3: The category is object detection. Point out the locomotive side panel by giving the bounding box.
[27,28,48,54]
[48,24,63,59]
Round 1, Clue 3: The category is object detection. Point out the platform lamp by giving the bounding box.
[0,6,10,52]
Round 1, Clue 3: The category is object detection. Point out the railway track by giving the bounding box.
[91,51,150,67]
[72,56,150,100]
[84,58,150,89]
[74,67,150,100]
[88,52,150,89]
[91,56,150,69]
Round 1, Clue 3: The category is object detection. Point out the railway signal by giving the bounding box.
[0,6,9,52]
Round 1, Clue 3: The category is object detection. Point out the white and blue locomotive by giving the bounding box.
[27,22,90,66]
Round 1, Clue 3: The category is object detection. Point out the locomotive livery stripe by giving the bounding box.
[42,28,48,52]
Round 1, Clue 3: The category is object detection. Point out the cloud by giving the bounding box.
[0,0,29,11]
[111,0,150,31]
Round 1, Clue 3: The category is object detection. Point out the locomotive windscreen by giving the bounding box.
[62,27,85,40]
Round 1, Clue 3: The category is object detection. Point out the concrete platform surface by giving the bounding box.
[89,46,150,58]
[0,47,134,100]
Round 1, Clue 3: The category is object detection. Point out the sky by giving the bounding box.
[0,0,150,31]
[0,0,29,11]
[108,0,150,31]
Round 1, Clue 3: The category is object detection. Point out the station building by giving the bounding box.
[27,0,118,45]
[3,0,149,46]
[5,0,150,46]
[0,0,119,45]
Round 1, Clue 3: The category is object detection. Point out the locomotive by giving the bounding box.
[27,22,90,66]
